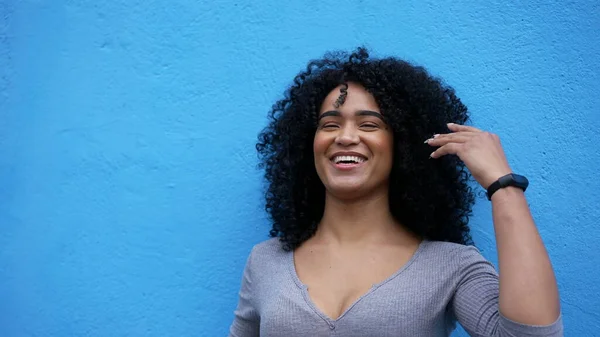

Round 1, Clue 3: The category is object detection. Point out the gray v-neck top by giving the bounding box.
[228,238,563,337]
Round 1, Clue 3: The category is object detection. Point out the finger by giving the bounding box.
[425,132,477,145]
[447,123,482,133]
[430,143,462,159]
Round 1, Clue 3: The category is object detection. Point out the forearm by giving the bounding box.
[491,186,560,325]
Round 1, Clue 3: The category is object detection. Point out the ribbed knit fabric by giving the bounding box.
[229,238,563,337]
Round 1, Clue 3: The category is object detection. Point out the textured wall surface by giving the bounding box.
[1,1,599,336]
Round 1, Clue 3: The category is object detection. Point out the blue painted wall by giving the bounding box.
[1,1,599,336]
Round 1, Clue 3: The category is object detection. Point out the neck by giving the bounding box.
[315,187,415,245]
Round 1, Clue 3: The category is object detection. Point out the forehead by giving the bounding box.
[320,82,380,113]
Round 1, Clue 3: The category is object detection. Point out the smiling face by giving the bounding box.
[314,82,394,200]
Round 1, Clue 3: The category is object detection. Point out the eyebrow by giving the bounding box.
[318,110,386,122]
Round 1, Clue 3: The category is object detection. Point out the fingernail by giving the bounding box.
[429,152,435,159]
[433,134,440,138]
[424,138,432,144]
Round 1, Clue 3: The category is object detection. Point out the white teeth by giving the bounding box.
[333,155,366,164]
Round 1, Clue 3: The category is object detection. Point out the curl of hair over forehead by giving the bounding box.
[333,82,348,108]
[256,47,475,251]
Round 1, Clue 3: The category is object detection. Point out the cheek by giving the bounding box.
[313,132,330,155]
[382,137,394,157]
[368,133,394,155]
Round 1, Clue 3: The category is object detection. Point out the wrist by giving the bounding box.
[490,185,525,201]
[484,170,513,189]
[486,173,529,200]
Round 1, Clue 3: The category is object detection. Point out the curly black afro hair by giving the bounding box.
[256,47,475,251]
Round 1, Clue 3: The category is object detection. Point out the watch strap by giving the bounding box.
[486,173,528,200]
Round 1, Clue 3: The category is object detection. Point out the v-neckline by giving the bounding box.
[287,240,428,323]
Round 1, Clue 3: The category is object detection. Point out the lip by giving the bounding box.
[328,151,368,171]
[331,160,365,171]
[329,151,368,161]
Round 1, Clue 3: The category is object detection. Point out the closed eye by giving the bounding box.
[360,123,379,129]
[320,123,339,129]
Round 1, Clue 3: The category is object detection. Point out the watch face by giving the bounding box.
[511,174,529,188]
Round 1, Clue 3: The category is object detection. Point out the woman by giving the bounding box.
[229,47,563,336]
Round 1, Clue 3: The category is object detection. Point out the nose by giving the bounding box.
[335,125,360,146]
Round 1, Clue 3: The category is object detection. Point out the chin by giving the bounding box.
[323,174,390,199]
[325,181,369,199]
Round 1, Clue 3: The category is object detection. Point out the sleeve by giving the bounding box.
[228,247,260,337]
[452,246,564,337]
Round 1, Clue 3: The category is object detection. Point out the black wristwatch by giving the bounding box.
[486,173,529,200]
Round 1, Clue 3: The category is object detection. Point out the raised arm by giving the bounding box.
[428,123,560,326]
